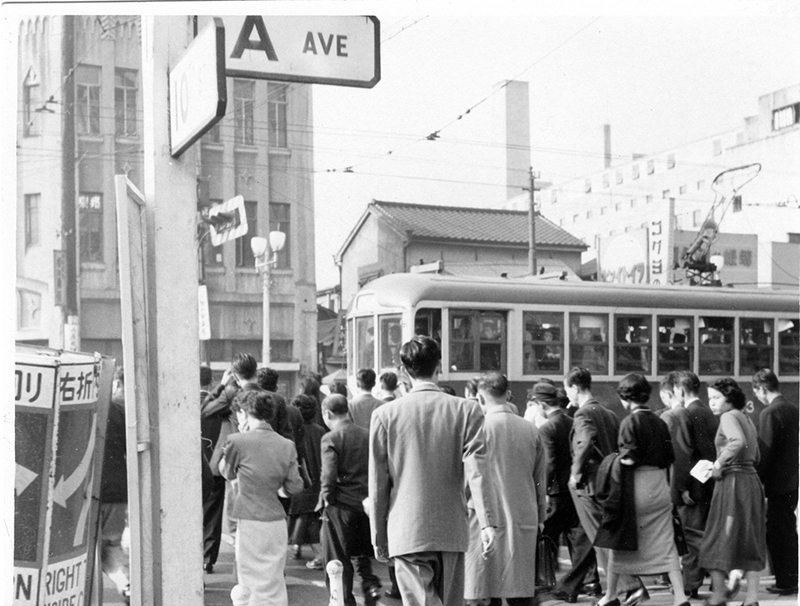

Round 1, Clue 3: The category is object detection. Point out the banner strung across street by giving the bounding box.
[14,345,114,606]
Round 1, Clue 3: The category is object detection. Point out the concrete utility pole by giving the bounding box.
[61,15,78,348]
[140,15,203,605]
[527,167,541,276]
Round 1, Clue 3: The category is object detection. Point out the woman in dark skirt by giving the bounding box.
[699,378,765,606]
[287,394,327,568]
[594,373,689,606]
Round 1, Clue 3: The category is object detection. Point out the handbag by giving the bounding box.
[671,506,689,556]
[535,534,558,590]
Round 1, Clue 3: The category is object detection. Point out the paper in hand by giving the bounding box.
[690,459,714,483]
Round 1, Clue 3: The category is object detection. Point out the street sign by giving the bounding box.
[223,15,380,88]
[169,18,227,157]
[209,195,248,246]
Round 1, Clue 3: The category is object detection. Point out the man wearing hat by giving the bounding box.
[529,381,601,602]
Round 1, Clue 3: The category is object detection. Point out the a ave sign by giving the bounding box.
[222,15,380,88]
[169,18,227,157]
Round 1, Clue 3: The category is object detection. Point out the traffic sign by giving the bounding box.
[209,195,248,246]
[223,15,380,88]
[169,18,227,157]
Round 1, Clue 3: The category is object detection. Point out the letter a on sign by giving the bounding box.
[231,16,278,61]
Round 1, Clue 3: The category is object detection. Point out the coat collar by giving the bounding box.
[409,382,441,393]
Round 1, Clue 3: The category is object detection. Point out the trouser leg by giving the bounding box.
[203,475,226,565]
[394,551,464,606]
[766,491,799,589]
[322,505,357,606]
[677,500,709,591]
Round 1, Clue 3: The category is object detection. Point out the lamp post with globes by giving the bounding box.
[251,231,286,365]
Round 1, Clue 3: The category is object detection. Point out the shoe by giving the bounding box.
[592,599,620,606]
[725,577,740,601]
[305,558,323,570]
[203,562,214,574]
[292,545,302,559]
[385,587,401,599]
[677,601,692,606]
[364,585,382,606]
[583,582,603,597]
[552,589,579,603]
[766,586,798,595]
[689,589,701,600]
[624,587,650,606]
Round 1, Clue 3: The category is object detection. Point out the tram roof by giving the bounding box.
[353,273,798,314]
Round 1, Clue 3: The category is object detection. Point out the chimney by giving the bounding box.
[504,80,531,200]
[603,123,611,169]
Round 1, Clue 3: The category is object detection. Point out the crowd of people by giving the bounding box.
[105,337,798,606]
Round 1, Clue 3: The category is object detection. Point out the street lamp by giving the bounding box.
[252,231,286,365]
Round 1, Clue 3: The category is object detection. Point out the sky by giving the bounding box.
[310,2,800,289]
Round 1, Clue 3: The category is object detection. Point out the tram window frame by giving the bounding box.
[739,318,774,376]
[379,314,403,370]
[355,316,376,371]
[347,319,354,373]
[568,313,609,375]
[615,315,652,375]
[657,316,693,374]
[778,318,799,376]
[414,308,442,343]
[699,316,734,375]
[523,311,564,375]
[449,310,506,373]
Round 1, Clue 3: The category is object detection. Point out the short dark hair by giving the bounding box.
[200,364,213,387]
[674,370,701,395]
[380,371,398,392]
[709,377,747,410]
[322,394,349,416]
[301,376,321,397]
[752,368,779,393]
[357,368,376,390]
[465,377,481,397]
[617,373,651,404]
[232,353,258,380]
[555,388,570,409]
[291,394,319,422]
[330,382,348,397]
[232,390,274,421]
[478,372,509,398]
[659,371,679,394]
[257,367,280,391]
[439,384,456,396]
[400,336,441,379]
[564,367,591,391]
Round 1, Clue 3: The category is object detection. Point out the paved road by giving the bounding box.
[101,543,797,606]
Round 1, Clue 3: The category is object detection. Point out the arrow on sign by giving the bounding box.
[15,463,39,496]
[54,418,96,508]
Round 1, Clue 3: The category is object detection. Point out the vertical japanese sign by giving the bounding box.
[14,346,114,606]
[647,198,675,285]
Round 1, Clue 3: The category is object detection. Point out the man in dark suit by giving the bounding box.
[753,368,798,595]
[668,370,718,597]
[320,394,381,606]
[533,381,600,603]
[348,368,385,432]
[200,364,228,574]
[369,336,497,606]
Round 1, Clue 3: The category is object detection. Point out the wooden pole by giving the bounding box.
[140,15,203,605]
[527,167,539,276]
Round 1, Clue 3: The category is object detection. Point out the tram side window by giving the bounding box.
[414,308,442,343]
[615,315,652,374]
[699,316,734,374]
[450,310,506,372]
[778,318,800,376]
[739,318,773,376]
[379,314,403,369]
[657,316,693,374]
[523,312,563,374]
[569,314,608,374]
[355,316,375,371]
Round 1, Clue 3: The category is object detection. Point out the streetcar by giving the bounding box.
[345,273,799,407]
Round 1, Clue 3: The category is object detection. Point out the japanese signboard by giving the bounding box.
[14,346,114,606]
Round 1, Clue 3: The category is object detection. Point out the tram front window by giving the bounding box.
[379,315,402,369]
[355,316,375,370]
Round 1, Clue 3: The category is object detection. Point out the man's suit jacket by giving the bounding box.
[369,382,496,557]
[758,394,799,497]
[684,397,718,503]
[569,398,620,489]
[321,419,370,510]
[539,408,573,497]
[349,392,385,432]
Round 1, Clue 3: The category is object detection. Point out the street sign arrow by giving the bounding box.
[53,419,96,508]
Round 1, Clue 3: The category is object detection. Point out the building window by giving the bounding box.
[667,153,675,169]
[207,122,221,143]
[233,79,255,145]
[614,202,621,212]
[269,202,291,269]
[732,195,742,212]
[268,83,288,148]
[602,174,610,189]
[788,233,800,244]
[235,200,258,267]
[630,198,637,208]
[616,171,623,185]
[645,195,653,204]
[586,210,593,219]
[632,164,639,180]
[772,103,799,131]
[23,71,40,137]
[24,194,40,248]
[75,65,101,135]
[78,192,103,262]
[572,214,579,223]
[115,69,138,137]
[647,159,655,175]
[584,179,592,193]
[713,139,722,156]
[692,210,702,227]
[600,207,606,216]
[661,189,670,199]
[678,185,687,195]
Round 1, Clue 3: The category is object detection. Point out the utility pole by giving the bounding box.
[61,15,78,348]
[526,167,541,276]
